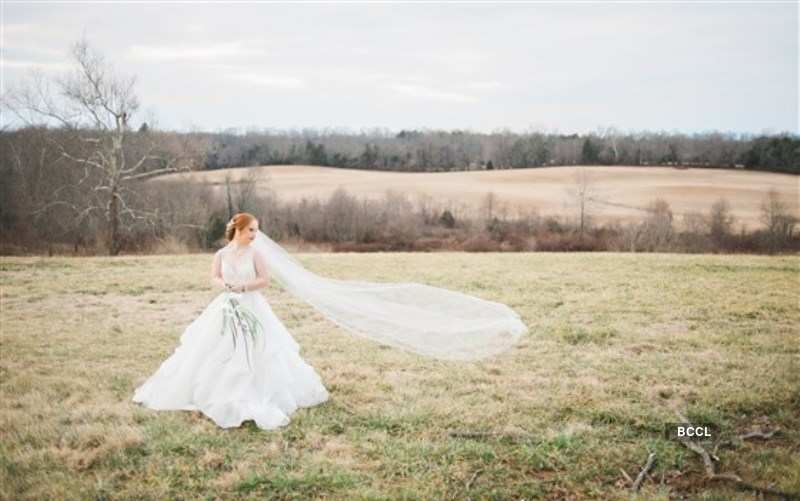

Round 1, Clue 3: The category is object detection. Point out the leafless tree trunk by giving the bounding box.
[3,37,200,255]
[482,191,496,222]
[598,126,620,163]
[760,188,798,252]
[709,197,735,246]
[565,167,596,239]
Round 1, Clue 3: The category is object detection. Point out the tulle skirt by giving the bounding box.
[132,291,330,430]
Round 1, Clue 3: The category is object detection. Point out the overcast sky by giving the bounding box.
[2,1,797,135]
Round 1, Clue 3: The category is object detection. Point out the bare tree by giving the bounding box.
[708,197,735,245]
[759,188,798,252]
[597,125,620,164]
[641,198,675,250]
[621,198,675,252]
[3,37,200,255]
[564,167,597,239]
[324,187,360,243]
[222,168,268,217]
[481,191,497,222]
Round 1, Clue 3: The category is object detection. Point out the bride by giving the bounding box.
[134,208,528,430]
[132,212,330,430]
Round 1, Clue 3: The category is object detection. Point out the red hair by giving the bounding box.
[225,212,257,242]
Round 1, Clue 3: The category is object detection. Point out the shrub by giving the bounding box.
[709,198,735,247]
[461,233,502,252]
[532,232,605,252]
[439,209,456,228]
[411,238,445,252]
[759,189,798,253]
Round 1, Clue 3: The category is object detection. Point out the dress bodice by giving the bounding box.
[221,245,257,284]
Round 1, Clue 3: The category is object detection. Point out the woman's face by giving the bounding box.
[236,220,259,245]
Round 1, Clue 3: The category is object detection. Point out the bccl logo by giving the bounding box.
[664,422,720,441]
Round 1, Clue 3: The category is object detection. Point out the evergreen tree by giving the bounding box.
[581,138,599,164]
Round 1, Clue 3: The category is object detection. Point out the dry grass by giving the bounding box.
[157,165,800,230]
[1,252,798,499]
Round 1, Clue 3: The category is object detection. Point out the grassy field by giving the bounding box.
[1,251,798,500]
[157,165,800,230]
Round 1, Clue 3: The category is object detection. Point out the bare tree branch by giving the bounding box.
[120,163,181,182]
[632,452,656,491]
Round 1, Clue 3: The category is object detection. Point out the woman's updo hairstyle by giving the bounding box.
[225,212,257,242]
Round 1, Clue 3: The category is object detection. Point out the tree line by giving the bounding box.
[197,127,799,175]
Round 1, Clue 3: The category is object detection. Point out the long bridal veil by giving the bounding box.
[252,229,527,361]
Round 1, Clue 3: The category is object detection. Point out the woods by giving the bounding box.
[197,126,799,174]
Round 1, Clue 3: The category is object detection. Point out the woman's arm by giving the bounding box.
[210,251,231,291]
[239,248,270,292]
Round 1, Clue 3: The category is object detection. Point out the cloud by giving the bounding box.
[3,22,38,37]
[386,83,478,103]
[422,49,493,74]
[398,74,434,84]
[310,69,393,86]
[184,23,206,34]
[2,60,72,72]
[128,41,264,62]
[227,72,306,90]
[462,81,506,91]
[4,2,791,133]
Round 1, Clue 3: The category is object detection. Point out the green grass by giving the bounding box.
[1,251,798,500]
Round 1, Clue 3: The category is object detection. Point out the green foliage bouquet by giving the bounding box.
[220,292,264,370]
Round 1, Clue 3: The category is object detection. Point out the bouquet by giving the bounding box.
[220,292,264,371]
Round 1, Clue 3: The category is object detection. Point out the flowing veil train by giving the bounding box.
[252,230,528,361]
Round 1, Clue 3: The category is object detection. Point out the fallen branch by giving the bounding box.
[674,410,797,500]
[465,468,483,491]
[713,427,781,457]
[739,429,780,441]
[619,468,633,485]
[632,452,656,491]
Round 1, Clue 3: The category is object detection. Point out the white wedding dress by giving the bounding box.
[132,244,330,430]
